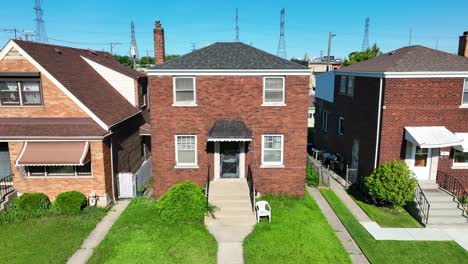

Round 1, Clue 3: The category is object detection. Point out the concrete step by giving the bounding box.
[429,201,461,209]
[429,208,464,217]
[210,194,251,201]
[419,180,439,189]
[428,215,468,225]
[426,222,468,228]
[425,195,455,202]
[207,215,257,226]
[214,209,255,218]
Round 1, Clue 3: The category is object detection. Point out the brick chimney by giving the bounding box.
[153,20,166,64]
[458,31,468,58]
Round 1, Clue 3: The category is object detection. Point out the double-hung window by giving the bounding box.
[338,116,344,135]
[462,78,468,105]
[263,77,285,105]
[322,111,329,132]
[173,77,196,106]
[0,80,42,106]
[175,135,197,167]
[346,76,354,96]
[339,76,347,94]
[453,149,468,167]
[262,134,284,166]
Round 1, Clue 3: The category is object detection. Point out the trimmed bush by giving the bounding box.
[16,193,51,212]
[158,181,206,223]
[306,162,319,187]
[365,160,417,207]
[54,191,87,214]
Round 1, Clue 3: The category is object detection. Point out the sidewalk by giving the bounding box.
[307,187,369,264]
[329,179,468,251]
[67,199,130,264]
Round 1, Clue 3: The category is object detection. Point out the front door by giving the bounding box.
[413,146,432,180]
[220,142,240,178]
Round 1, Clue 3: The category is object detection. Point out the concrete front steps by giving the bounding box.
[418,181,468,227]
[205,179,256,264]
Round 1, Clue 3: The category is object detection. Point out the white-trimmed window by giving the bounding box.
[262,134,284,166]
[0,80,42,106]
[453,149,468,167]
[263,77,285,105]
[338,116,344,135]
[339,76,346,94]
[346,76,354,96]
[462,78,468,105]
[173,77,196,105]
[175,135,197,167]
[322,111,329,132]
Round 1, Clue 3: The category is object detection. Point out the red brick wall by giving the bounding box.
[149,75,309,197]
[379,78,468,189]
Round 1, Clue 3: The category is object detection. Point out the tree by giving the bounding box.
[140,56,155,66]
[365,160,417,208]
[342,43,382,66]
[165,54,180,61]
[113,55,132,66]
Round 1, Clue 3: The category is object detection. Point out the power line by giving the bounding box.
[235,8,239,42]
[277,8,287,58]
[361,17,370,51]
[34,0,48,43]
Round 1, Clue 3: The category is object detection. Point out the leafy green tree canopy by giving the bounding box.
[342,43,382,66]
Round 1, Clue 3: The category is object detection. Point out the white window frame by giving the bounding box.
[346,76,355,97]
[261,134,284,167]
[452,148,468,168]
[173,77,197,106]
[322,111,329,132]
[175,135,198,168]
[461,78,468,106]
[0,80,43,107]
[338,116,344,135]
[262,76,286,106]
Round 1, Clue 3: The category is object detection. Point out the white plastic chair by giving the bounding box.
[255,201,271,223]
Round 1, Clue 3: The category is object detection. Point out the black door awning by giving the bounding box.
[207,120,252,142]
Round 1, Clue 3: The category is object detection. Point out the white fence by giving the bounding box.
[118,158,152,198]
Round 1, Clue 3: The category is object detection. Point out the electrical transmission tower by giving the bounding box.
[130,21,139,67]
[235,8,240,42]
[34,0,48,43]
[277,8,287,58]
[361,17,370,51]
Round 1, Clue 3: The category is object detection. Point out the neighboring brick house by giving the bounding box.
[0,40,151,206]
[314,32,468,191]
[147,21,310,197]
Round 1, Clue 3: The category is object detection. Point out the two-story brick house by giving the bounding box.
[314,32,468,193]
[0,40,151,206]
[148,21,310,197]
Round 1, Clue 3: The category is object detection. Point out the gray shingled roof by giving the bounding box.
[338,45,468,72]
[152,42,307,70]
[207,120,252,139]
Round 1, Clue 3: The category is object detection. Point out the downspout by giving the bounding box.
[374,77,384,169]
[110,132,117,203]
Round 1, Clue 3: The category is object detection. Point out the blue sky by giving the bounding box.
[1,0,467,59]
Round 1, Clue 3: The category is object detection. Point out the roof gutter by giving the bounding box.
[108,110,142,130]
[337,71,468,78]
[145,69,312,76]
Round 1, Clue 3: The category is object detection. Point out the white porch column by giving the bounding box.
[214,142,220,179]
[239,142,245,179]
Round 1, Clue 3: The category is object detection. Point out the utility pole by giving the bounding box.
[408,28,413,46]
[326,32,336,71]
[109,42,121,55]
[235,8,240,42]
[361,17,370,51]
[1,28,22,39]
[34,0,48,43]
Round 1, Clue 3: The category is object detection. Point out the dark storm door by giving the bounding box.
[0,143,12,179]
[220,142,240,178]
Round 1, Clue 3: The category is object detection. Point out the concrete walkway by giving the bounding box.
[307,187,369,264]
[329,179,468,251]
[67,199,130,264]
[205,180,256,264]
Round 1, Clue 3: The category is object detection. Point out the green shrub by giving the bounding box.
[306,162,319,187]
[365,160,417,207]
[158,181,207,223]
[53,191,87,214]
[16,193,51,212]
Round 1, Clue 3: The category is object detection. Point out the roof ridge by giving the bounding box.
[235,42,308,69]
[152,42,218,68]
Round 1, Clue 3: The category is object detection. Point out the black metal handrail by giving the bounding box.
[205,165,210,207]
[0,174,14,203]
[437,171,467,215]
[415,182,430,225]
[247,165,255,212]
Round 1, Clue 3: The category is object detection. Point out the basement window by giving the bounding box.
[173,77,196,106]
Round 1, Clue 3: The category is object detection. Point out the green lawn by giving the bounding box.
[243,192,351,264]
[321,189,468,264]
[348,189,422,228]
[0,207,106,264]
[88,197,217,264]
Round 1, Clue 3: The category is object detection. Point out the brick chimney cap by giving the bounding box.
[156,20,162,26]
[463,31,468,36]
